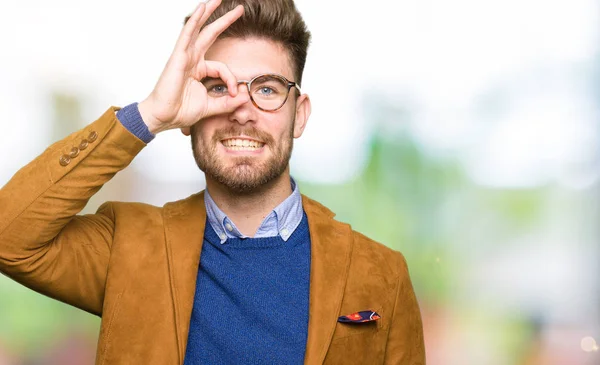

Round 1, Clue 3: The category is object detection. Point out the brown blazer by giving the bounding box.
[0,107,425,364]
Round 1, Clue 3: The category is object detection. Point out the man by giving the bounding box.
[0,0,425,363]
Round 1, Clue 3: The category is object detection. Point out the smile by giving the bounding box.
[221,138,265,152]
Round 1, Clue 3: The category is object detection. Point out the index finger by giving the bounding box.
[194,5,244,54]
[174,2,208,52]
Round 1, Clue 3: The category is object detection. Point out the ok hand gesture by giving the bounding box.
[138,0,246,134]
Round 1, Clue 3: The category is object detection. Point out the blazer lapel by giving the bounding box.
[302,195,354,365]
[163,191,207,365]
[161,192,353,364]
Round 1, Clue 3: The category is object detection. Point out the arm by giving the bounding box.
[384,255,426,364]
[0,109,145,315]
[0,0,246,316]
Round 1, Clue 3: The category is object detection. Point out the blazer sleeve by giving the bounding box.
[384,254,426,364]
[0,107,146,316]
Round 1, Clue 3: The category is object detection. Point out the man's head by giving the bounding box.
[187,0,311,85]
[184,0,312,195]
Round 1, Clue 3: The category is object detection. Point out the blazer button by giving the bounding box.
[88,131,98,143]
[59,155,71,166]
[69,147,80,158]
[79,139,89,150]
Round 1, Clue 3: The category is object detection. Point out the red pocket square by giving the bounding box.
[338,310,381,323]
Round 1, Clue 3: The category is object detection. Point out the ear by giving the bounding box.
[293,93,311,139]
[181,127,191,136]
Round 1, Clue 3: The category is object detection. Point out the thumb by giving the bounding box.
[205,92,251,117]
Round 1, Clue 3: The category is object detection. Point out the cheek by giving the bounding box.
[266,112,295,139]
[192,119,218,142]
[269,125,293,147]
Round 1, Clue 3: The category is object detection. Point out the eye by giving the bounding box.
[202,78,229,96]
[208,84,228,95]
[251,80,284,98]
[257,86,275,95]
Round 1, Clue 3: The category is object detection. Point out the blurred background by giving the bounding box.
[1,0,599,364]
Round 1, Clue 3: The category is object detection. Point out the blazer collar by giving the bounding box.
[162,192,353,365]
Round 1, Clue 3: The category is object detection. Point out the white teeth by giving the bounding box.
[227,146,260,151]
[222,138,264,150]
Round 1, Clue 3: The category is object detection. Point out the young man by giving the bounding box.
[0,0,425,364]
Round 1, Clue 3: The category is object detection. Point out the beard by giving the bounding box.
[191,123,294,194]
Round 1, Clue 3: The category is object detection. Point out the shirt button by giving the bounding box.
[219,234,227,241]
[79,139,89,150]
[281,228,289,236]
[225,223,233,232]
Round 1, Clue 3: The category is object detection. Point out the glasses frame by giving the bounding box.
[235,73,301,112]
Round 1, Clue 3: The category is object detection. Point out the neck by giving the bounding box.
[205,170,294,237]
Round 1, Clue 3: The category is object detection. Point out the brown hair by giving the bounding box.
[185,0,311,85]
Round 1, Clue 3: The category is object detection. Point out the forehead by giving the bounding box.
[205,37,295,81]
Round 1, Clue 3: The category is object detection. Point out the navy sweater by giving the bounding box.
[183,213,311,365]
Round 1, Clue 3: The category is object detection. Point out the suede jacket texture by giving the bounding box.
[0,107,425,364]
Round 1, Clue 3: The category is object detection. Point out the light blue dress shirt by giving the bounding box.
[204,179,304,244]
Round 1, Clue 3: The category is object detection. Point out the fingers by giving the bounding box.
[190,0,224,48]
[194,5,244,54]
[202,61,250,116]
[206,91,250,118]
[176,0,238,53]
[198,0,223,32]
[203,61,239,97]
[174,2,207,52]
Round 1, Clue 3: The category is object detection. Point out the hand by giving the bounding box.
[138,0,246,134]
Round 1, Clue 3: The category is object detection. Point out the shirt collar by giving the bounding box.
[204,178,303,244]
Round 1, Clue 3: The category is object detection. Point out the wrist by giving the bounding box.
[138,99,165,135]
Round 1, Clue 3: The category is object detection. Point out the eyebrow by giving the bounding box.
[252,75,284,82]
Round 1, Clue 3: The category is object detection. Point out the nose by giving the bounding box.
[227,83,256,125]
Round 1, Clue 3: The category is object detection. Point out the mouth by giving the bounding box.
[220,137,266,152]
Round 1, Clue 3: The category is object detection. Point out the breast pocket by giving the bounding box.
[331,307,384,341]
[331,320,381,341]
[326,327,387,364]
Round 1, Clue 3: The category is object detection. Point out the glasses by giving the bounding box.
[202,73,301,112]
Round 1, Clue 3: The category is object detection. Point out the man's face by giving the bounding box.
[189,37,309,194]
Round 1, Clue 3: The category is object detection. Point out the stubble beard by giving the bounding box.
[191,124,294,194]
